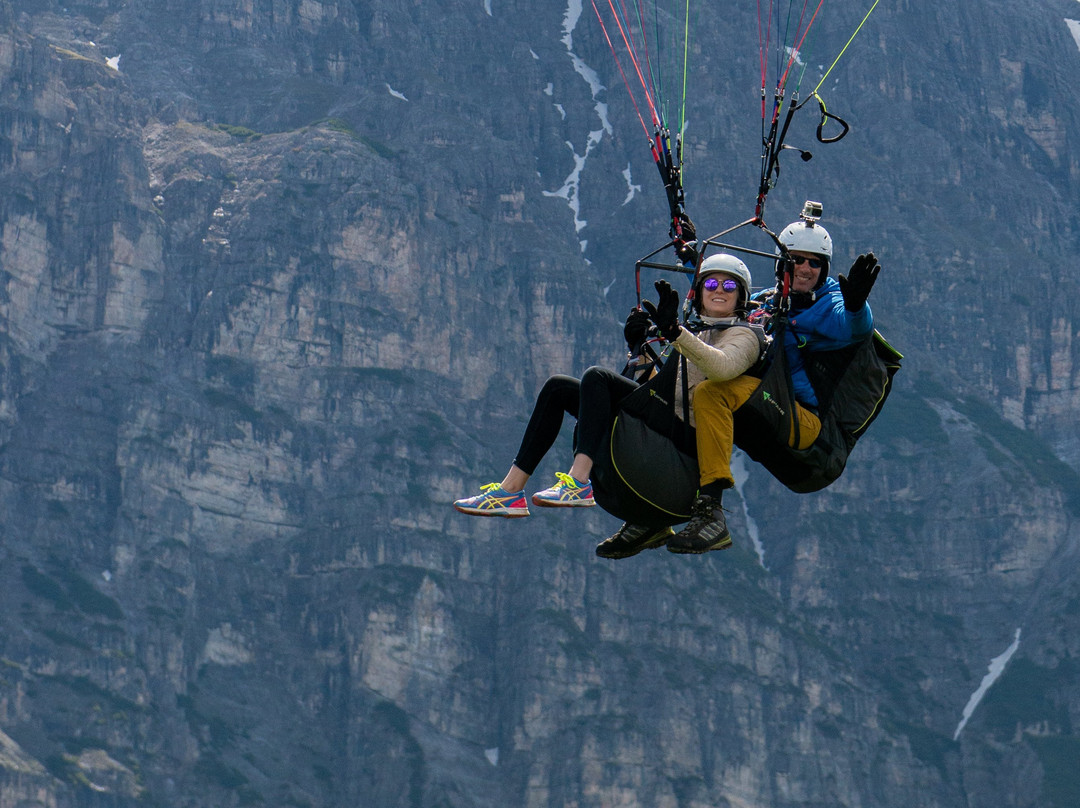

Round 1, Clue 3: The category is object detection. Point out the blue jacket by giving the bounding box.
[750,277,873,408]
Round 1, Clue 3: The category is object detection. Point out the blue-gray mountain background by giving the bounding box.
[1,0,1080,805]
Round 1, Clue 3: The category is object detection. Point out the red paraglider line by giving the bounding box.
[591,0,657,140]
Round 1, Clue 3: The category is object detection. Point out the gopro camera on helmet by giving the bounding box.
[800,200,823,223]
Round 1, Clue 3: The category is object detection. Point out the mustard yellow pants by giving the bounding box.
[693,376,821,488]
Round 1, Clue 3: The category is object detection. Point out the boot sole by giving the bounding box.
[667,537,733,554]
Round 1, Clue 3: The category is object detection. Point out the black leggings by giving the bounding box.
[512,365,639,476]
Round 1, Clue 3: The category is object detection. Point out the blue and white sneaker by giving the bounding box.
[454,483,530,518]
[531,472,596,508]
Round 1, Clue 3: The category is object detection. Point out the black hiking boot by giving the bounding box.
[595,522,675,559]
[667,494,732,554]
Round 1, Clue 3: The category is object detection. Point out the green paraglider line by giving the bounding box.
[679,0,690,137]
[813,0,880,94]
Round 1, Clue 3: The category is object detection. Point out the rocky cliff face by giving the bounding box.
[1,1,1080,806]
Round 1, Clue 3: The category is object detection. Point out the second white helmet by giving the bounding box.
[697,252,753,303]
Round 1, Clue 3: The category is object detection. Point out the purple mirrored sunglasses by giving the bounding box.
[702,277,739,292]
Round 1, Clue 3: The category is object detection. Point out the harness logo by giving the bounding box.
[649,390,670,406]
[762,391,786,417]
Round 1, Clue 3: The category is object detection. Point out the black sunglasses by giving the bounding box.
[791,255,823,269]
[702,277,739,292]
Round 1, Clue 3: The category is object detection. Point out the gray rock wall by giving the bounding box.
[1,1,1079,806]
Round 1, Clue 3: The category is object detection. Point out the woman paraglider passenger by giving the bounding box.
[453,254,765,558]
[682,204,884,550]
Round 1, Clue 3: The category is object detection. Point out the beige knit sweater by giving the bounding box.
[670,317,762,427]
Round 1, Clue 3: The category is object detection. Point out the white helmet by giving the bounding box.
[777,202,833,291]
[778,219,833,258]
[697,252,752,307]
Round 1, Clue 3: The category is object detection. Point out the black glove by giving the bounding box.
[671,212,698,267]
[623,307,651,350]
[838,253,881,312]
[641,279,681,341]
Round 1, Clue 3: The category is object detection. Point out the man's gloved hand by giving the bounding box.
[838,253,881,312]
[623,307,651,350]
[641,279,682,341]
[671,212,698,267]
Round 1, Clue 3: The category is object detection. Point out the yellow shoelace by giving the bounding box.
[553,471,581,489]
